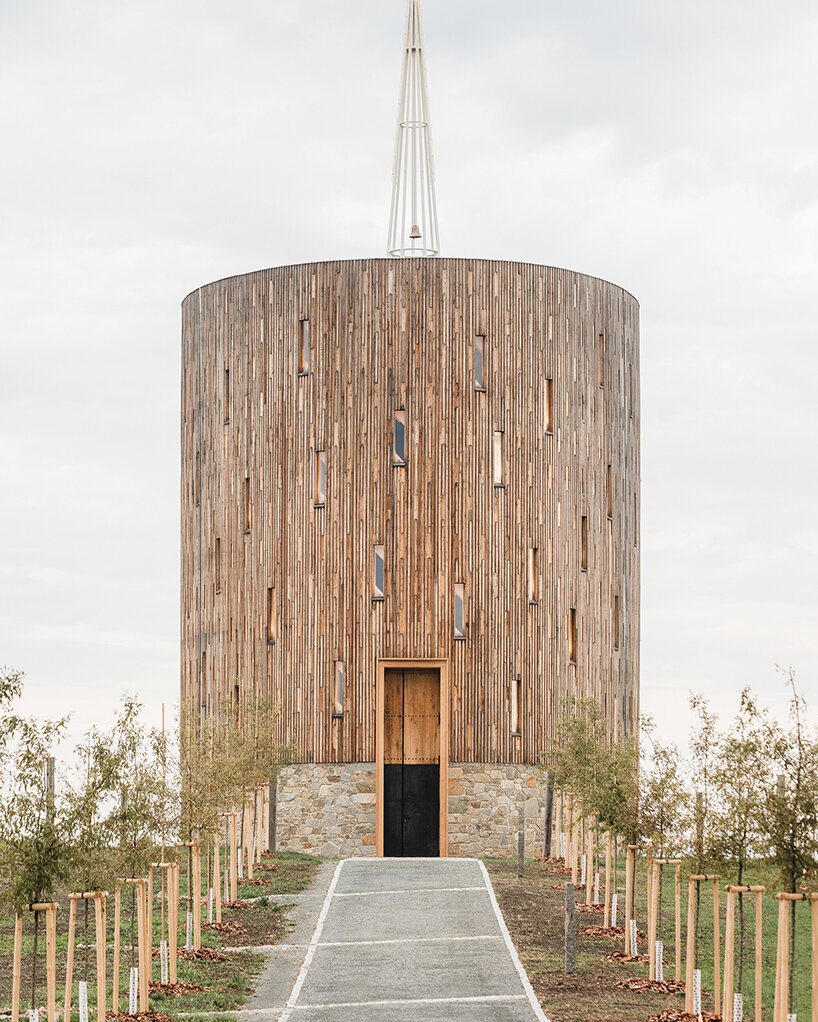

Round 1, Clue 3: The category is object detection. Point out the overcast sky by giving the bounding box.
[1,0,816,756]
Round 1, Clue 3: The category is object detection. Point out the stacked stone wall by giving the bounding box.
[276,762,546,858]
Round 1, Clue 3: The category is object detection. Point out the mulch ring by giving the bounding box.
[106,1013,174,1022]
[551,882,587,891]
[256,862,281,873]
[203,920,248,935]
[647,1012,721,1022]
[582,925,631,938]
[240,876,271,887]
[223,899,256,910]
[148,981,211,995]
[616,977,685,995]
[605,950,650,964]
[576,902,604,913]
[177,947,227,961]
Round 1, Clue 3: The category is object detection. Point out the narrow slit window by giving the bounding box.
[569,608,577,664]
[315,450,326,507]
[511,678,521,736]
[454,583,465,638]
[244,476,251,532]
[475,334,486,390]
[545,377,553,434]
[393,409,406,466]
[374,545,385,600]
[200,651,207,718]
[607,464,613,520]
[580,515,588,571]
[266,587,275,643]
[614,595,620,650]
[224,367,230,424]
[332,661,344,717]
[598,332,605,388]
[298,319,310,374]
[528,547,538,603]
[493,430,503,487]
[215,538,222,592]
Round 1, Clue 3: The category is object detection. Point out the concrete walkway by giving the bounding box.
[275,857,548,1022]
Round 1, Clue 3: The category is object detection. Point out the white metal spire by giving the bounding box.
[387,0,440,257]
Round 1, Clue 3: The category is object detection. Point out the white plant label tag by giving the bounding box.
[560,833,566,857]
[160,939,169,985]
[580,854,587,886]
[611,893,618,928]
[693,969,702,1014]
[78,981,89,1022]
[129,966,138,1013]
[734,993,744,1021]
[655,940,664,981]
[787,1015,797,1022]
[28,1010,39,1022]
[629,918,638,956]
[208,886,214,922]
[186,910,193,949]
[594,872,600,903]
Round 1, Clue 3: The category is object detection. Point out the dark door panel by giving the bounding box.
[402,764,439,857]
[383,668,440,857]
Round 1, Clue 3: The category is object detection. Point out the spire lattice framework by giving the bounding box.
[387,0,440,257]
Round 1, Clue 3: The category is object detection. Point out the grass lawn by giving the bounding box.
[0,850,323,1017]
[487,855,814,1022]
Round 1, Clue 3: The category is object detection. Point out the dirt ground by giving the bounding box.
[486,858,696,1022]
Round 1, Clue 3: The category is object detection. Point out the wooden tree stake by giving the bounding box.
[723,887,736,1022]
[754,886,764,1022]
[63,894,106,1021]
[685,876,696,1014]
[809,893,817,1022]
[64,897,77,1020]
[585,823,594,906]
[230,811,239,901]
[213,839,222,923]
[112,888,121,1014]
[11,914,23,1022]
[604,832,612,928]
[713,875,721,1012]
[624,845,636,954]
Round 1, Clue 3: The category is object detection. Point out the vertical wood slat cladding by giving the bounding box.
[181,258,640,765]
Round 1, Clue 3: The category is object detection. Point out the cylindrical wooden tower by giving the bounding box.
[181,257,640,857]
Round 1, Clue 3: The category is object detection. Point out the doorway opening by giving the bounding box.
[376,659,448,857]
[384,668,439,856]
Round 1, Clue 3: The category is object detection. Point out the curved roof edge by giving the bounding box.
[182,257,639,308]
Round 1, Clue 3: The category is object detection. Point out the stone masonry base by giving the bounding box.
[276,762,545,858]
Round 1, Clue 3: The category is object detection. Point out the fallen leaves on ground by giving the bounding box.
[222,899,255,909]
[203,920,248,935]
[605,950,650,964]
[582,925,629,937]
[576,902,604,913]
[616,978,685,995]
[256,862,281,873]
[176,946,227,961]
[240,876,271,887]
[148,981,211,995]
[551,882,587,891]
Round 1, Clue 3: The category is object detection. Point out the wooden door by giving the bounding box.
[383,668,440,856]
